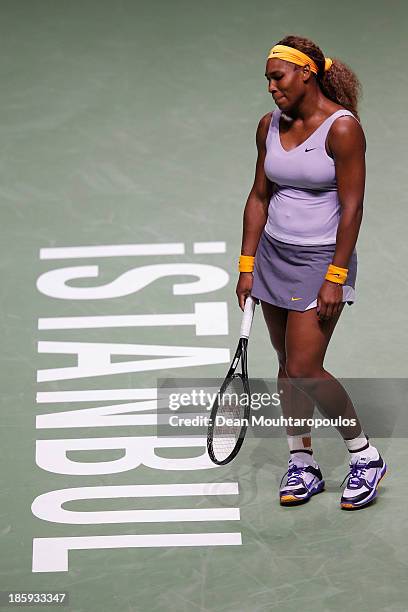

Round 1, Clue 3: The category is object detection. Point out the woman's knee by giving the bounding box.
[285,359,322,380]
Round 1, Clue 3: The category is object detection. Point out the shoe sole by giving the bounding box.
[340,464,387,510]
[280,480,325,506]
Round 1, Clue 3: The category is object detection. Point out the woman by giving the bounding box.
[236,35,386,510]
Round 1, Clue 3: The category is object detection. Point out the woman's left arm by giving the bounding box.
[317,116,366,321]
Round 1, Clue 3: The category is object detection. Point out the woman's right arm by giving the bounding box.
[236,112,274,310]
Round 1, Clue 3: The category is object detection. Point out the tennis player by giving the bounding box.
[236,35,386,510]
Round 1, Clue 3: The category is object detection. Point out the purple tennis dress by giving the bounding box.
[251,108,358,312]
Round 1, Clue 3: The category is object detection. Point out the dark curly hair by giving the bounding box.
[276,35,362,121]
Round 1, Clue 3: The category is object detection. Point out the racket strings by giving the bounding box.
[211,376,250,463]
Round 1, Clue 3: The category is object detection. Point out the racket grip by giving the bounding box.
[240,295,256,339]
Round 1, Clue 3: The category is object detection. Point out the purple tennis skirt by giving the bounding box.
[251,229,357,312]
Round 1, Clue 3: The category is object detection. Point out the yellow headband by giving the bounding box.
[267,44,333,74]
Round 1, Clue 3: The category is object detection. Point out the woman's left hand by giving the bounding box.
[316,280,343,321]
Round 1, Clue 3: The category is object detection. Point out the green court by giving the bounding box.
[2,1,408,610]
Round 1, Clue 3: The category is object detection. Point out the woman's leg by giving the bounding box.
[262,302,324,506]
[261,300,315,438]
[284,305,387,509]
[261,300,325,505]
[284,304,363,439]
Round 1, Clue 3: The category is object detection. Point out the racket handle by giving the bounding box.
[240,295,256,339]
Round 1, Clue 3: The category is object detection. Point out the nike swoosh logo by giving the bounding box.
[305,148,317,152]
[366,475,378,488]
[291,297,303,301]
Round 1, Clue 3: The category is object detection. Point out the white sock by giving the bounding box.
[344,431,369,453]
[344,432,379,461]
[287,433,315,466]
[287,433,312,453]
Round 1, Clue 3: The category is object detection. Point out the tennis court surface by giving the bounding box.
[2,1,408,610]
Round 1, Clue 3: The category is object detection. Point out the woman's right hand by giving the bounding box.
[236,272,259,311]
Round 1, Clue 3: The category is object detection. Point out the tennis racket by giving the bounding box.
[207,295,256,465]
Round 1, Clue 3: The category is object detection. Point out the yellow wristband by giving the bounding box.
[239,255,255,273]
[325,263,348,285]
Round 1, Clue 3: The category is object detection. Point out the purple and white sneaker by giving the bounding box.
[280,456,325,506]
[341,449,387,510]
